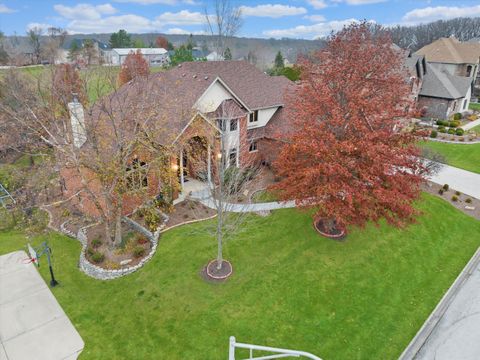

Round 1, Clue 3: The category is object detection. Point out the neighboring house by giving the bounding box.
[400,46,427,103]
[61,61,293,217]
[206,51,224,61]
[418,63,472,119]
[106,48,170,67]
[415,36,480,98]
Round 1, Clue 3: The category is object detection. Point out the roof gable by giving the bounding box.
[419,64,472,99]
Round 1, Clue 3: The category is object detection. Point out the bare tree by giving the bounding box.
[42,27,68,64]
[204,0,243,57]
[181,101,262,279]
[0,66,178,247]
[27,27,43,64]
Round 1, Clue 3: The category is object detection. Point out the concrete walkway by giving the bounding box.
[0,251,84,360]
[400,247,480,360]
[190,189,296,212]
[461,118,480,131]
[427,162,480,200]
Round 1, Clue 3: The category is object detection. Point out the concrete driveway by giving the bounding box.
[428,162,480,200]
[0,251,84,360]
[400,248,480,360]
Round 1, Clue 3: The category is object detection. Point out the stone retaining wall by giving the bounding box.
[58,216,167,281]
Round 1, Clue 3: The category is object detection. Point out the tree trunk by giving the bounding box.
[104,221,112,244]
[216,210,223,270]
[113,211,122,247]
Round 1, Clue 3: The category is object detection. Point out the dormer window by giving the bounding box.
[467,65,473,77]
[249,110,258,123]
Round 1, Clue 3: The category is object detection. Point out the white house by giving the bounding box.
[106,48,170,67]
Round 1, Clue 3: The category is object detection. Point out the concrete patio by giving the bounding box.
[0,251,84,360]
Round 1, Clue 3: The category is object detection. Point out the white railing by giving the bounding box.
[228,336,322,360]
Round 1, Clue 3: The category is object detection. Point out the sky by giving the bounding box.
[1,0,480,39]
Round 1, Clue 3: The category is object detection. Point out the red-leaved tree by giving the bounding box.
[272,22,426,234]
[118,50,149,86]
[155,36,169,49]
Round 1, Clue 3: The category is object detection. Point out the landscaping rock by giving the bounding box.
[120,259,132,266]
[465,206,476,211]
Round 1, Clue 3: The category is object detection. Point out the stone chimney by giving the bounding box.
[67,95,87,149]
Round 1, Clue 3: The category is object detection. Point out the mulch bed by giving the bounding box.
[85,222,152,270]
[201,259,233,282]
[423,182,480,220]
[165,200,216,228]
[313,218,347,241]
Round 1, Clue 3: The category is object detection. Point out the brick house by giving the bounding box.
[62,61,294,217]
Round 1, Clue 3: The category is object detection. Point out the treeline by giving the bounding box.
[386,17,480,51]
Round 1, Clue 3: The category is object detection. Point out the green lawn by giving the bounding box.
[1,194,479,359]
[469,102,480,111]
[419,140,480,174]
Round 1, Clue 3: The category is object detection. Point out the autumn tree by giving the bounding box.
[155,36,169,49]
[118,50,150,86]
[272,22,426,236]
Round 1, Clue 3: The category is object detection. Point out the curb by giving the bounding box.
[399,245,480,359]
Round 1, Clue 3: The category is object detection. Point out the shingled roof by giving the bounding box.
[419,63,472,100]
[416,37,480,64]
[86,61,293,145]
[177,60,292,110]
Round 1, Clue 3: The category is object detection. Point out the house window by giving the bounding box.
[249,110,258,123]
[228,148,237,167]
[463,99,468,110]
[230,119,238,131]
[249,141,258,152]
[467,65,473,77]
[217,119,227,131]
[126,158,148,189]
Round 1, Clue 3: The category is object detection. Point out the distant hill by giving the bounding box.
[3,32,325,69]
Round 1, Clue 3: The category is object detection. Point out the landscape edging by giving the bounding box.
[58,217,166,281]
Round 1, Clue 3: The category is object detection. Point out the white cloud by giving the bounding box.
[239,4,307,18]
[54,3,117,20]
[165,27,206,35]
[403,5,480,24]
[0,3,15,13]
[263,18,363,38]
[66,14,156,34]
[113,0,194,4]
[26,23,55,33]
[155,10,204,25]
[304,14,326,22]
[334,0,386,4]
[306,0,328,10]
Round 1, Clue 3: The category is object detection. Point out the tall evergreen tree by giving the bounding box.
[109,30,132,48]
[223,47,232,60]
[274,51,284,69]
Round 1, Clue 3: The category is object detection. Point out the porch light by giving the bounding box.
[217,152,222,159]
[172,164,179,171]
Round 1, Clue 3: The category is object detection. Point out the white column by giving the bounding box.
[180,149,184,191]
[207,145,212,185]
